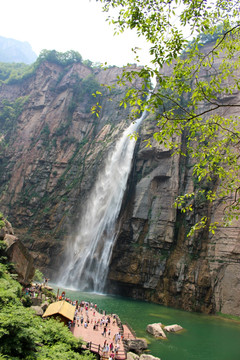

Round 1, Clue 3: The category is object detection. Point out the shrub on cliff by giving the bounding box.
[0,49,83,85]
[97,0,240,233]
[36,49,83,67]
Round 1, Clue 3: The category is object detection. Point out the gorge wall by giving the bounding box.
[0,56,239,316]
[0,59,137,272]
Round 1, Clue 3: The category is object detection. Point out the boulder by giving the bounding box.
[140,355,161,360]
[31,297,42,306]
[127,352,140,360]
[31,305,43,316]
[0,219,14,239]
[146,323,167,339]
[124,338,148,354]
[4,234,35,285]
[41,301,49,312]
[164,324,183,333]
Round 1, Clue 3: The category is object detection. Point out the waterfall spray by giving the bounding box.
[59,110,147,292]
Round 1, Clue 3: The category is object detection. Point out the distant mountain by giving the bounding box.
[0,36,37,64]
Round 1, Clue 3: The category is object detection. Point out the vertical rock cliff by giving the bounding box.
[0,51,240,317]
[107,44,240,316]
[107,111,240,315]
[0,59,141,273]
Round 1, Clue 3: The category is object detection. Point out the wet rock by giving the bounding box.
[146,323,166,339]
[140,355,161,360]
[164,324,183,332]
[124,338,148,354]
[127,352,140,360]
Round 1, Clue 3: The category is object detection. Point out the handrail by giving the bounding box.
[123,321,136,339]
[83,341,126,359]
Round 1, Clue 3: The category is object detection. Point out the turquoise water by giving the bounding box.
[52,285,240,360]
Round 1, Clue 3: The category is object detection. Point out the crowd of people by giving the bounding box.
[67,300,124,359]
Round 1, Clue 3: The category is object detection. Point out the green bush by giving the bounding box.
[0,260,95,359]
[33,269,44,283]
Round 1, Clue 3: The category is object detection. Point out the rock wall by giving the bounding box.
[0,53,240,316]
[0,218,35,285]
[106,44,240,316]
[107,113,240,315]
[0,60,141,274]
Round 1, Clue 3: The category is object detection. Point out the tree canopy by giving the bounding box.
[97,0,240,232]
[0,214,95,359]
[0,259,96,360]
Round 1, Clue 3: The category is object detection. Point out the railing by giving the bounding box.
[83,341,126,359]
[123,321,136,339]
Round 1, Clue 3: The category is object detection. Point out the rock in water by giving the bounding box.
[146,323,167,339]
[124,338,148,354]
[164,324,183,332]
[140,355,161,360]
[127,352,140,360]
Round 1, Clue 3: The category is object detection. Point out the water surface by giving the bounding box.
[51,286,240,360]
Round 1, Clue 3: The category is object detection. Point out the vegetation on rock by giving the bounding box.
[0,49,83,85]
[97,0,240,233]
[0,225,95,359]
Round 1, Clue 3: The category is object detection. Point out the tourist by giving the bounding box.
[102,326,107,336]
[115,344,119,355]
[102,346,107,357]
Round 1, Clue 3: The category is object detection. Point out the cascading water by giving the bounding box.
[59,110,147,292]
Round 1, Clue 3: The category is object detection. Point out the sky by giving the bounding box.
[0,0,152,67]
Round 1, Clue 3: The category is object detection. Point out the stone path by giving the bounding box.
[71,306,129,359]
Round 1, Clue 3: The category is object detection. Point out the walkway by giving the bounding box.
[70,305,129,359]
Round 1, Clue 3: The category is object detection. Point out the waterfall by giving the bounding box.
[59,110,147,292]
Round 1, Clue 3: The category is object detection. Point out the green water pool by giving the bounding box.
[52,285,240,360]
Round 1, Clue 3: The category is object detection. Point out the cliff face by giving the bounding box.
[0,56,240,316]
[0,60,139,273]
[107,45,240,316]
[107,113,240,315]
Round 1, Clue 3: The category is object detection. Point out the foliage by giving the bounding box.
[0,259,95,359]
[33,269,44,283]
[36,344,94,360]
[40,124,50,146]
[0,49,83,85]
[0,213,4,229]
[97,0,240,233]
[0,96,29,145]
[70,74,101,113]
[37,49,83,67]
[0,62,30,83]
[0,304,39,358]
[0,264,22,308]
[0,241,7,264]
